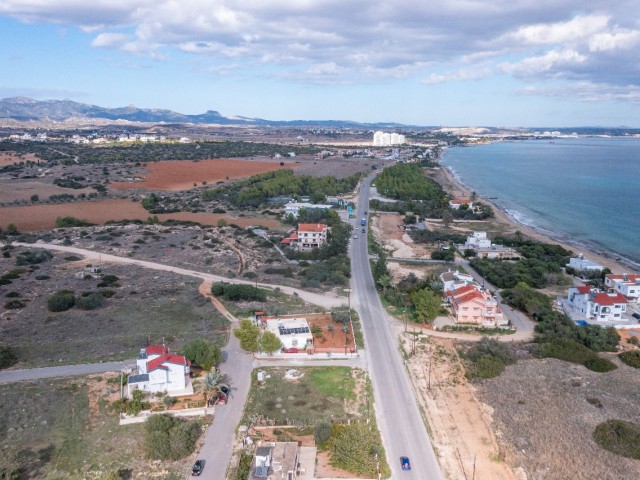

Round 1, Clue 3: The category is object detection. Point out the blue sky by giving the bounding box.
[1,1,639,127]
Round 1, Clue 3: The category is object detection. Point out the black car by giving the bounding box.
[192,459,205,476]
[362,228,365,232]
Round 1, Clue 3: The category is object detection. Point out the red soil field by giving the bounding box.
[0,199,284,232]
[110,158,291,191]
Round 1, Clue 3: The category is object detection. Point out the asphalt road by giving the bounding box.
[0,360,134,384]
[351,175,444,480]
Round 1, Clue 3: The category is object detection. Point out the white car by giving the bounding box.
[353,234,358,239]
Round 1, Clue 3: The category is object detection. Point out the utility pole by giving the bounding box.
[428,355,433,390]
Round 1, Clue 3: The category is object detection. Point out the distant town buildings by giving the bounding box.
[373,131,406,146]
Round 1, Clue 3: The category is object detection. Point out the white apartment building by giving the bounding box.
[605,273,640,301]
[567,254,604,272]
[373,131,406,146]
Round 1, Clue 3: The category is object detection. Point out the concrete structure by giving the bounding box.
[283,202,333,218]
[249,442,300,480]
[567,287,628,321]
[439,269,477,292]
[127,345,192,396]
[263,317,313,351]
[281,223,328,250]
[462,231,520,259]
[373,131,406,146]
[449,199,474,210]
[444,285,506,327]
[568,254,604,272]
[605,273,640,301]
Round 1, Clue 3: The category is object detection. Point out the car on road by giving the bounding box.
[354,234,358,239]
[633,312,640,320]
[192,459,205,476]
[362,228,365,233]
[400,456,411,471]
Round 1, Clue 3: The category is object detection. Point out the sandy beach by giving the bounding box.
[433,165,633,274]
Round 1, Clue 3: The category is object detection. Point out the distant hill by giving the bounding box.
[0,97,411,128]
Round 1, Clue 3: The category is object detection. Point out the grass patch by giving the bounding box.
[243,367,363,426]
[537,339,617,373]
[593,419,640,460]
[308,367,356,400]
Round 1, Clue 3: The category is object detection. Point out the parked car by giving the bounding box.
[632,312,640,319]
[192,460,205,476]
[400,456,411,471]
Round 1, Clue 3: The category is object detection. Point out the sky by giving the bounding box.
[0,1,639,127]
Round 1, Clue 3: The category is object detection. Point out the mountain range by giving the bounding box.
[0,97,409,128]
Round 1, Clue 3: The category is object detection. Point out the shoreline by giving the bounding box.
[434,164,636,274]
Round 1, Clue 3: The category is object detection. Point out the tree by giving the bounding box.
[410,288,442,323]
[376,273,393,296]
[30,194,39,202]
[182,339,222,370]
[442,210,453,228]
[201,368,229,404]
[260,331,283,354]
[234,319,261,352]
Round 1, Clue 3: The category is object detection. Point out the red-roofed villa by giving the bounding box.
[281,223,328,250]
[444,285,506,327]
[127,345,192,397]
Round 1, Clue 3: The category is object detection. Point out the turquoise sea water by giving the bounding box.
[441,138,640,266]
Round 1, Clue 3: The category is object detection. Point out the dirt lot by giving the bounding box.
[109,158,293,191]
[0,375,198,479]
[401,334,519,480]
[0,198,285,232]
[0,245,228,367]
[477,355,640,480]
[371,212,447,281]
[0,151,38,166]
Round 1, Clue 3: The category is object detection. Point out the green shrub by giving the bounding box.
[329,421,389,477]
[144,414,201,460]
[15,250,52,265]
[76,293,106,310]
[593,419,640,460]
[0,345,18,369]
[55,216,94,228]
[618,350,640,369]
[537,339,617,372]
[64,255,83,261]
[47,290,76,312]
[466,355,507,379]
[211,282,267,301]
[5,291,20,298]
[315,420,332,446]
[182,339,222,370]
[4,299,26,310]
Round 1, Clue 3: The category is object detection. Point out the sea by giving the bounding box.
[441,137,640,267]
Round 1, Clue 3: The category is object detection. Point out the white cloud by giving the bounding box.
[501,14,610,45]
[91,32,129,48]
[1,0,640,97]
[516,82,640,103]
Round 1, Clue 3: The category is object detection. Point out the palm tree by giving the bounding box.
[201,368,230,405]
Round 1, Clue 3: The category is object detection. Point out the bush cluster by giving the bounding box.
[211,282,267,302]
[144,414,201,460]
[47,290,76,312]
[618,350,640,369]
[536,339,617,372]
[463,338,517,380]
[15,249,52,266]
[0,345,18,369]
[593,419,640,460]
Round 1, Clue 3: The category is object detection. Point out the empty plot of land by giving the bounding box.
[0,151,38,166]
[0,251,228,367]
[109,158,291,191]
[0,179,94,203]
[477,356,640,480]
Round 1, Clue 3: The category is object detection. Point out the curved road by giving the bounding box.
[351,176,444,480]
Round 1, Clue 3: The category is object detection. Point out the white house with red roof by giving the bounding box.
[439,269,477,292]
[567,287,628,321]
[449,199,474,210]
[127,345,192,397]
[605,273,640,301]
[567,285,593,317]
[444,284,506,327]
[591,292,628,321]
[281,223,328,250]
